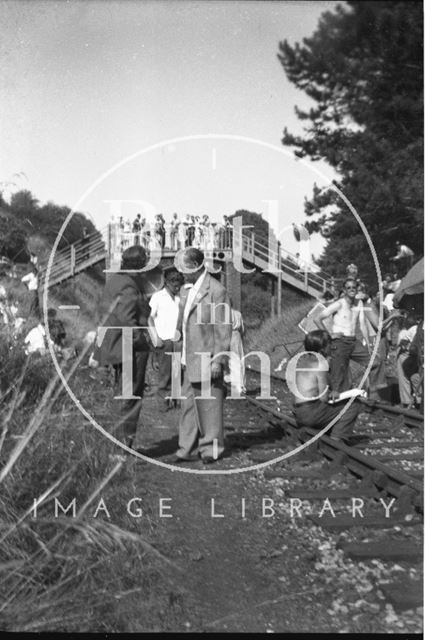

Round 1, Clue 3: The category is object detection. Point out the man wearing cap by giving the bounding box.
[174,247,232,464]
[95,245,151,450]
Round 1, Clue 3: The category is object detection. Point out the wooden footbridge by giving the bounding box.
[39,219,334,306]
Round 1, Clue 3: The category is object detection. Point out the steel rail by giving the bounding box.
[359,398,423,428]
[245,396,423,508]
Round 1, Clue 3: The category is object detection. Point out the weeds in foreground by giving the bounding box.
[0,333,187,632]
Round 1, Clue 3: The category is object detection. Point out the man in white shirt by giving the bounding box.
[391,241,414,275]
[148,268,183,411]
[21,265,40,318]
[315,278,382,397]
[174,248,232,464]
[24,323,49,355]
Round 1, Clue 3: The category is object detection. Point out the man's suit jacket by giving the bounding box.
[176,272,232,383]
[96,273,150,366]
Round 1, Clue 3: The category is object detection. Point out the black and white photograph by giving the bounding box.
[0,0,423,634]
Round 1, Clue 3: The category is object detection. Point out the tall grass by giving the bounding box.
[0,331,188,632]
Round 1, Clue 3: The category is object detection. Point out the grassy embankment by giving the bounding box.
[0,270,191,632]
[245,297,313,374]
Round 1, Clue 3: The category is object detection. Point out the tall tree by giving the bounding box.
[278,1,423,286]
[229,209,272,289]
[0,190,97,262]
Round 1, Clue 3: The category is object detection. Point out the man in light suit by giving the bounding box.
[95,245,151,449]
[174,248,232,464]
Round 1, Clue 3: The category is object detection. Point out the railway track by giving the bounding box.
[81,360,423,620]
[222,370,423,614]
[244,395,423,510]
[359,397,423,430]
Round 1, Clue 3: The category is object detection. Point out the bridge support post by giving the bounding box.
[270,279,275,318]
[70,245,76,276]
[224,259,241,311]
[277,241,282,317]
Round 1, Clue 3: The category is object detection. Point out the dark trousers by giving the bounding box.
[29,290,40,319]
[330,336,381,394]
[112,351,149,444]
[294,399,360,439]
[156,339,175,405]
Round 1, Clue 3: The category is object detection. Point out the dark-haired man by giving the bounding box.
[96,245,151,449]
[315,278,381,397]
[174,247,232,463]
[292,330,361,443]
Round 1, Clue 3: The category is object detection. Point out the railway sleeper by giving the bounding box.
[308,513,422,530]
[338,540,423,563]
[377,452,424,462]
[355,441,423,450]
[263,463,335,480]
[392,486,423,517]
[380,579,423,612]
[286,487,379,500]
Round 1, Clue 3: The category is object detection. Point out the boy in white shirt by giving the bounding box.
[148,269,183,411]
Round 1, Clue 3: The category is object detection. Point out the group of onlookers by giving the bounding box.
[0,262,66,358]
[91,244,247,463]
[312,259,423,418]
[292,251,422,443]
[117,213,233,252]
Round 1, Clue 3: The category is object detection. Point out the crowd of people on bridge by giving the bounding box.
[116,212,234,252]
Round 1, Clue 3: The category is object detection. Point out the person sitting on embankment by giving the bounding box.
[290,330,365,446]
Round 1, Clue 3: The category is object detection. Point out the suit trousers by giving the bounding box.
[177,367,225,459]
[29,290,40,319]
[329,336,381,394]
[156,339,175,405]
[112,351,149,445]
[294,399,360,439]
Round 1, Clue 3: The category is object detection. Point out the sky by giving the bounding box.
[0,0,341,257]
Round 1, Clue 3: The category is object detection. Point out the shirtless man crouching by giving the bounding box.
[292,330,361,443]
[315,277,381,397]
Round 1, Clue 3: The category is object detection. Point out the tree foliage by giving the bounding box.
[278,1,423,286]
[0,190,97,263]
[229,209,271,289]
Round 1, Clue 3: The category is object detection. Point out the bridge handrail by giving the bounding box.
[39,228,107,286]
[242,232,333,283]
[240,232,332,293]
[39,222,334,298]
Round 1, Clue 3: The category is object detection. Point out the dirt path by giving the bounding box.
[105,385,329,633]
[75,367,422,633]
